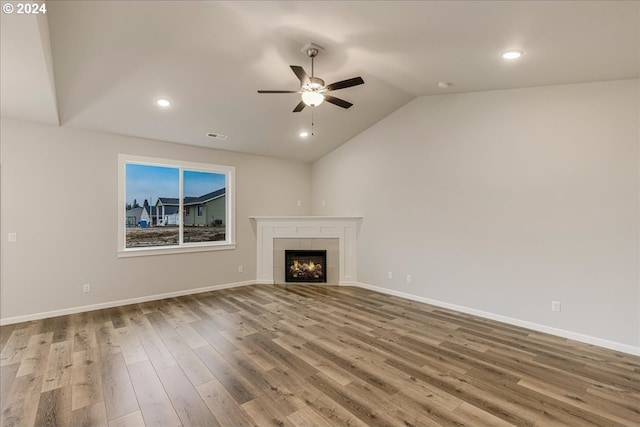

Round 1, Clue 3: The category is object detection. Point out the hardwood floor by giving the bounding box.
[1,284,639,426]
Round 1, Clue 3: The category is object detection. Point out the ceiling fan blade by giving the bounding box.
[293,100,306,113]
[257,90,298,93]
[325,76,365,92]
[290,65,310,86]
[324,95,353,109]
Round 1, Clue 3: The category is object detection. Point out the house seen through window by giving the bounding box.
[121,156,234,254]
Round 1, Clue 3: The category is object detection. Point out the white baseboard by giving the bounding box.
[352,282,640,357]
[0,280,256,326]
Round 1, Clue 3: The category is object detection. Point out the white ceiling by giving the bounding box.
[2,1,638,162]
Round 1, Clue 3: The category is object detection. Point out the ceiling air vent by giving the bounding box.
[206,133,228,141]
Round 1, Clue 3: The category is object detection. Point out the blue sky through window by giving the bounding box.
[126,163,225,206]
[184,170,226,197]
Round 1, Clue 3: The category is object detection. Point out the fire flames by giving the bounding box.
[289,259,323,281]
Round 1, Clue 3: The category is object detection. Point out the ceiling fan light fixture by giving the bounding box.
[301,91,324,107]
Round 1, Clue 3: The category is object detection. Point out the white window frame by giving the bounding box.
[117,154,236,257]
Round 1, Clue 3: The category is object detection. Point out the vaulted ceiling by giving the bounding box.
[2,1,638,162]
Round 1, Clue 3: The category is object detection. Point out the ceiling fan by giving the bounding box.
[258,43,364,113]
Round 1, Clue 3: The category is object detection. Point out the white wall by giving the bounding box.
[312,79,639,349]
[0,118,312,321]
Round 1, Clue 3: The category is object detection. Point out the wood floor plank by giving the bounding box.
[1,324,35,366]
[190,319,239,354]
[1,374,42,427]
[452,401,516,426]
[518,377,640,426]
[281,384,371,427]
[71,311,98,353]
[272,334,357,386]
[196,377,257,426]
[70,401,109,427]
[223,350,307,415]
[33,385,72,427]
[117,325,149,366]
[15,332,53,378]
[220,330,278,371]
[127,360,181,427]
[287,405,336,427]
[71,347,104,411]
[40,340,72,393]
[0,324,17,354]
[100,352,139,421]
[107,410,146,427]
[94,321,122,356]
[0,363,20,412]
[193,344,258,405]
[157,364,221,427]
[175,323,209,349]
[146,311,215,386]
[385,356,539,426]
[241,396,296,427]
[128,311,177,371]
[161,334,215,386]
[305,371,403,427]
[1,284,638,426]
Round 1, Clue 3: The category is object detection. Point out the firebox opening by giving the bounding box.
[285,250,327,283]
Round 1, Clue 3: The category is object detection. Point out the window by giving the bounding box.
[118,154,235,256]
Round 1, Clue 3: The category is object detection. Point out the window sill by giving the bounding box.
[118,242,236,258]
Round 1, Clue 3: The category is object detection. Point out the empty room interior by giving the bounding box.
[1,1,639,426]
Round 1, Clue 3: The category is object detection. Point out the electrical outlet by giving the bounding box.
[322,200,326,207]
[238,265,243,273]
[406,275,412,284]
[551,300,561,312]
[7,233,16,242]
[297,200,302,207]
[83,284,91,293]
[387,272,393,279]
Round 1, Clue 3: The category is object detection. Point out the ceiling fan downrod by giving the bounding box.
[307,47,318,78]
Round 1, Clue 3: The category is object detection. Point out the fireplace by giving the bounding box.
[285,250,327,283]
[251,216,361,285]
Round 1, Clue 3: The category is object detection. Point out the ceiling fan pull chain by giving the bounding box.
[312,109,315,136]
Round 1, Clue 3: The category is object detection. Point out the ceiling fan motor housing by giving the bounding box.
[258,42,364,112]
[308,77,325,90]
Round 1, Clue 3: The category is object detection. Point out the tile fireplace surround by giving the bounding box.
[250,216,362,285]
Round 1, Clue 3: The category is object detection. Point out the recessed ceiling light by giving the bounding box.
[156,98,171,107]
[299,131,309,138]
[502,50,523,60]
[437,81,452,88]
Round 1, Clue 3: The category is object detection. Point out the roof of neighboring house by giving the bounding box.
[157,197,179,206]
[185,188,225,205]
[126,207,144,217]
[149,205,179,215]
[157,188,225,207]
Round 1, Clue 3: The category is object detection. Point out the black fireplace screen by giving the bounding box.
[285,250,327,283]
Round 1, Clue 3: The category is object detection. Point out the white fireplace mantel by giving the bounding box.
[250,216,362,285]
